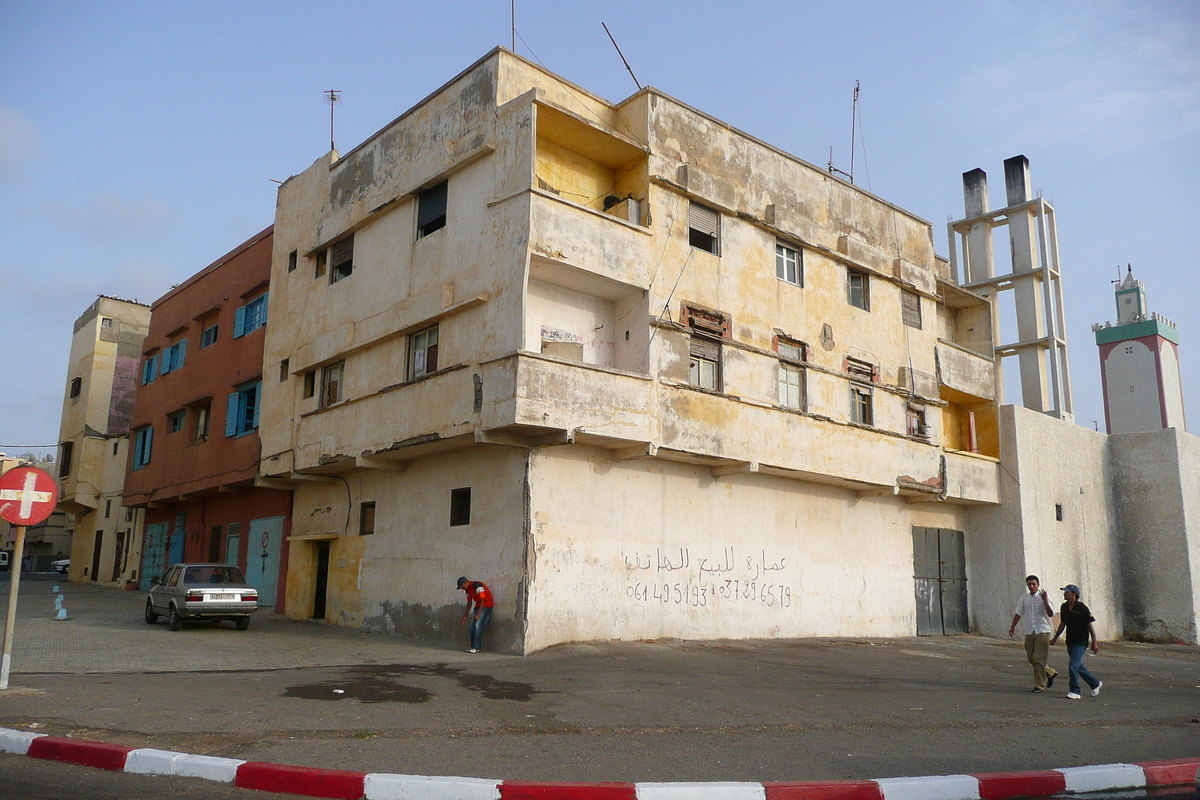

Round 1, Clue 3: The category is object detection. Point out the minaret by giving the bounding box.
[1092,266,1187,434]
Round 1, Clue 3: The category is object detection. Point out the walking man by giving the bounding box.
[457,576,494,653]
[1050,583,1102,700]
[1008,574,1058,692]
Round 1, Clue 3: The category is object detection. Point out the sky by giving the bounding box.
[1,0,1197,456]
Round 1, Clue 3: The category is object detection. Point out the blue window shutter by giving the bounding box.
[225,392,240,437]
[144,426,153,463]
[162,347,173,374]
[233,307,246,338]
[260,293,269,327]
[141,359,151,385]
[250,382,262,429]
[133,430,143,468]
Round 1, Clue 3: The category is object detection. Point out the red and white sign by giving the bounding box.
[0,467,59,527]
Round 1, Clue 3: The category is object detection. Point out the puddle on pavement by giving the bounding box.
[282,663,544,704]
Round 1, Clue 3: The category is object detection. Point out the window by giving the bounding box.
[778,364,804,410]
[408,325,439,379]
[69,377,82,398]
[302,370,316,399]
[225,381,261,437]
[112,440,119,456]
[314,250,327,279]
[132,426,153,469]
[234,294,268,338]
[58,441,73,478]
[845,357,877,383]
[193,402,210,443]
[850,386,873,426]
[161,340,187,374]
[907,405,927,437]
[450,488,471,527]
[1055,503,1064,522]
[287,250,298,273]
[416,181,448,239]
[901,290,922,329]
[100,317,112,330]
[279,359,290,382]
[105,499,112,518]
[200,324,218,348]
[847,269,870,310]
[320,362,344,407]
[168,410,185,434]
[688,202,719,254]
[689,336,721,391]
[776,242,802,286]
[141,354,159,385]
[329,235,354,283]
[360,502,376,535]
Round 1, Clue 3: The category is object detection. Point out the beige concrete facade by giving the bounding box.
[56,296,149,585]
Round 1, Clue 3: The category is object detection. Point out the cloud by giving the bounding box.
[957,2,1200,159]
[41,193,177,244]
[0,105,43,181]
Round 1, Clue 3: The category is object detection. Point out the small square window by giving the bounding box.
[688,202,719,254]
[901,290,922,329]
[450,488,471,527]
[200,324,218,348]
[287,249,298,273]
[168,410,186,434]
[776,242,802,286]
[303,370,316,399]
[320,362,345,407]
[100,317,112,329]
[1055,503,1064,522]
[907,405,927,437]
[360,502,376,535]
[69,377,82,398]
[408,325,439,379]
[280,359,290,382]
[417,181,448,239]
[850,386,873,426]
[847,269,870,311]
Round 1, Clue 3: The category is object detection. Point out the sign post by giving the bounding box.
[0,466,59,690]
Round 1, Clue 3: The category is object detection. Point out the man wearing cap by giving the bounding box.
[1051,584,1102,700]
[457,576,494,653]
[1008,574,1058,692]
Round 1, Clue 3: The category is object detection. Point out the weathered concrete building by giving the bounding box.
[124,227,293,607]
[56,296,150,583]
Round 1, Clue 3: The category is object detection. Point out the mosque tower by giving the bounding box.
[1092,266,1186,434]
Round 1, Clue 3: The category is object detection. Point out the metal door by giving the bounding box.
[140,522,170,591]
[912,527,969,635]
[225,533,240,566]
[244,516,283,607]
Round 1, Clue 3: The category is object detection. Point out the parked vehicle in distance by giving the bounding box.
[50,557,69,574]
[145,563,259,631]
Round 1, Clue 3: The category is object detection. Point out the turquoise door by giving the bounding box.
[140,522,170,591]
[168,512,185,565]
[244,516,283,607]
[225,532,240,566]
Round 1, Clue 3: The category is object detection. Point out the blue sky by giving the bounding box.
[1,0,1197,454]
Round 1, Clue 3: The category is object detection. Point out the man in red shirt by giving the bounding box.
[457,576,494,653]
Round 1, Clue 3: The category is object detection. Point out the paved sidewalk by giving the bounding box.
[0,575,1197,785]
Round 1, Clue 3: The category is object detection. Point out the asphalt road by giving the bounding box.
[0,574,1197,789]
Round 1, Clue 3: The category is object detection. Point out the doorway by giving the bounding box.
[245,516,284,607]
[91,531,104,582]
[912,527,968,635]
[312,541,330,620]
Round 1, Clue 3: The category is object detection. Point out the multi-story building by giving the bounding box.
[260,49,1013,652]
[1093,267,1186,434]
[56,296,150,583]
[124,227,293,607]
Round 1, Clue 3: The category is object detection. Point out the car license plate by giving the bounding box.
[209,593,234,600]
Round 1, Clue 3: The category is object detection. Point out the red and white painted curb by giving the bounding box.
[0,727,1195,799]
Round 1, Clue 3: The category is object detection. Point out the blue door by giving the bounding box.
[244,516,283,607]
[140,522,170,591]
[168,512,186,565]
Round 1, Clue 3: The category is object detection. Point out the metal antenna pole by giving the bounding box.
[602,22,642,90]
[324,90,342,152]
[849,81,860,185]
[512,0,516,51]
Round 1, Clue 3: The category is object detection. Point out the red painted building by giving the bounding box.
[124,227,292,610]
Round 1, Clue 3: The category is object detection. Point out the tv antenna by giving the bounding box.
[602,22,642,90]
[848,80,860,184]
[827,146,851,181]
[324,89,342,152]
[511,1,516,51]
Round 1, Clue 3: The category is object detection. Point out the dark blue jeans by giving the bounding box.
[470,606,492,651]
[1067,644,1100,694]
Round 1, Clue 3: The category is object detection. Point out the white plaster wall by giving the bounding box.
[1160,342,1187,431]
[526,278,616,367]
[1105,340,1163,434]
[522,445,975,652]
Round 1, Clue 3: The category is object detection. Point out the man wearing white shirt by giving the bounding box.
[1008,574,1058,692]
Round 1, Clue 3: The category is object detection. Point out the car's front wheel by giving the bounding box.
[168,606,182,632]
[235,616,250,631]
[144,601,158,625]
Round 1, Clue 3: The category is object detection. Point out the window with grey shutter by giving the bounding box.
[330,235,354,283]
[417,181,448,239]
[688,202,719,254]
[689,335,721,390]
[901,290,922,329]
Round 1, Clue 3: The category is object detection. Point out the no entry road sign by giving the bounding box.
[0,466,58,527]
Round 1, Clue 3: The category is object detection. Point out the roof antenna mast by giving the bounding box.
[324,89,342,152]
[848,80,860,185]
[602,22,642,90]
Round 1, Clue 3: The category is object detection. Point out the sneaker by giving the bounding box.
[466,648,478,653]
[1066,692,1081,700]
[1031,687,1043,693]
[1046,672,1057,688]
[1090,681,1102,697]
